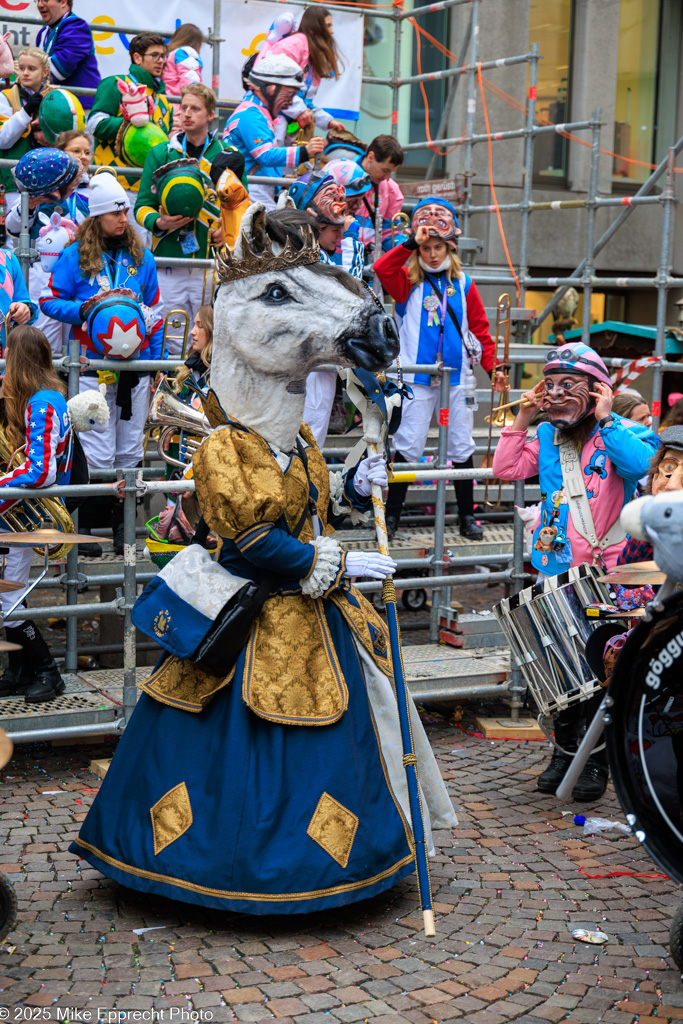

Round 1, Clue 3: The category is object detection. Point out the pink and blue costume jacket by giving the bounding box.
[0,388,72,516]
[39,243,163,360]
[353,173,405,253]
[223,92,308,178]
[256,33,334,129]
[37,12,100,109]
[0,248,38,346]
[162,47,203,94]
[492,416,660,574]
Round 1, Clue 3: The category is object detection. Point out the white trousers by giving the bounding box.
[30,263,69,356]
[157,267,209,354]
[77,375,151,469]
[392,380,476,462]
[303,370,337,450]
[247,184,276,211]
[1,540,35,628]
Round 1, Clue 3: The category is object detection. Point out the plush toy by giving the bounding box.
[36,212,77,273]
[534,524,558,553]
[117,80,153,127]
[67,383,110,433]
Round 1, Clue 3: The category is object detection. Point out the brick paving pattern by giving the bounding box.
[1,716,682,1022]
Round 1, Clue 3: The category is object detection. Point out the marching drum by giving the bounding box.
[606,590,683,886]
[494,563,616,716]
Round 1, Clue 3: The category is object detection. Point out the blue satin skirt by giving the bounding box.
[70,602,415,914]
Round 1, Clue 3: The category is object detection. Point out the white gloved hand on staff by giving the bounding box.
[344,552,397,580]
[353,452,389,497]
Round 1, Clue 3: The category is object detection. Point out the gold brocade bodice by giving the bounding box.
[139,400,392,724]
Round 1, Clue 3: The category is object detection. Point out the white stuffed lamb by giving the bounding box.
[67,383,110,434]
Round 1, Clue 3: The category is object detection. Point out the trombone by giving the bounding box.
[162,309,191,359]
[483,293,513,508]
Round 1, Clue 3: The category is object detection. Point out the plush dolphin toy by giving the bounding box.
[621,490,683,584]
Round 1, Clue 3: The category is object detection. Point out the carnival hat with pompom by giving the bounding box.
[152,158,205,219]
[38,88,85,144]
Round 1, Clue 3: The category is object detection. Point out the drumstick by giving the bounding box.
[489,396,536,414]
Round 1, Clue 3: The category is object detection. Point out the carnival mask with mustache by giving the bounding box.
[543,371,596,429]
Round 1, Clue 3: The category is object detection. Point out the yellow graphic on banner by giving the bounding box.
[241,33,266,58]
[92,14,116,55]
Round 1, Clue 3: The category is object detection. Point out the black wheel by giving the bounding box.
[402,588,427,612]
[670,902,683,972]
[371,592,384,611]
[0,871,17,943]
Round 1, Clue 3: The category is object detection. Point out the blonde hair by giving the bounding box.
[15,47,50,77]
[173,305,213,392]
[407,246,461,287]
[180,83,215,119]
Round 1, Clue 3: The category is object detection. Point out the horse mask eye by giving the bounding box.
[263,283,291,304]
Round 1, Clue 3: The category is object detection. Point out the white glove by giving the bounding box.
[354,452,389,497]
[344,551,397,580]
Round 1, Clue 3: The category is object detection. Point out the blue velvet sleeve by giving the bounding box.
[233,522,317,578]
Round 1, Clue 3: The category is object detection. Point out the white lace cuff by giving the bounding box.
[329,469,371,526]
[301,536,343,598]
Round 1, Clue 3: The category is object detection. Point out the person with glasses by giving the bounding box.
[87,33,172,239]
[35,0,100,109]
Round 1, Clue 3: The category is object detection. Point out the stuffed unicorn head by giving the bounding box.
[0,33,14,81]
[117,80,153,128]
[36,211,77,273]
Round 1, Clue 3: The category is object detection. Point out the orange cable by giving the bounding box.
[476,61,521,303]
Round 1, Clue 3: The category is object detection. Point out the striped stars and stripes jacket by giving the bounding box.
[0,388,72,516]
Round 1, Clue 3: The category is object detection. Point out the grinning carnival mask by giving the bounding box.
[542,343,612,429]
[410,197,461,241]
[288,173,346,225]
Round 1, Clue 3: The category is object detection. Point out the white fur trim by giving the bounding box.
[329,469,371,526]
[300,535,342,599]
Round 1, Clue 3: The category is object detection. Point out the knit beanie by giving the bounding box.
[88,171,130,217]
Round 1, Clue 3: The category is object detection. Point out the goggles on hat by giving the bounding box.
[410,202,460,240]
[603,633,629,660]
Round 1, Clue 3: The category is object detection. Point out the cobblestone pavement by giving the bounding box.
[1,715,682,1024]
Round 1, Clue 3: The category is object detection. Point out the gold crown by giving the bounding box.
[214,219,320,284]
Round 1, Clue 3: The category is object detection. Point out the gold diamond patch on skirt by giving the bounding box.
[307,792,359,869]
[150,782,193,856]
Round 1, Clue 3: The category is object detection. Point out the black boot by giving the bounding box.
[537,706,578,794]
[18,620,65,704]
[536,750,573,793]
[385,452,409,540]
[454,457,483,540]
[572,760,609,802]
[0,624,36,697]
[111,499,124,556]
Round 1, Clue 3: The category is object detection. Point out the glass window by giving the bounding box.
[529,0,573,183]
[613,0,661,185]
[357,0,448,173]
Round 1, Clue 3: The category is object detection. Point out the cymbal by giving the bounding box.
[598,569,666,585]
[0,579,24,593]
[0,529,99,546]
[0,727,12,770]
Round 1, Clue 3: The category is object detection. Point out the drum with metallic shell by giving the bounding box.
[494,563,616,716]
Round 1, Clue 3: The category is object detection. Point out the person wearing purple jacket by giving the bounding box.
[36,0,100,109]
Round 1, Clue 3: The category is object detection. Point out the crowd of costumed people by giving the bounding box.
[0,0,672,829]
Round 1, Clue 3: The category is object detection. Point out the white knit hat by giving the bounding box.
[88,170,130,218]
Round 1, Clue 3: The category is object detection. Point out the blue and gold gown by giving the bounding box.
[70,393,456,914]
